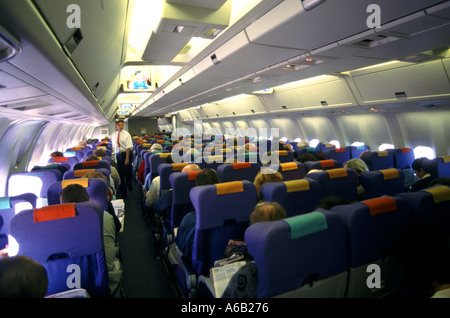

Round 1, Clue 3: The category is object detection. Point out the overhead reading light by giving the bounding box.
[301,0,327,11]
[0,27,22,63]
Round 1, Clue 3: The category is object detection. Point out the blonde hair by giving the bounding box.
[253,169,283,200]
[250,201,287,225]
[344,158,369,174]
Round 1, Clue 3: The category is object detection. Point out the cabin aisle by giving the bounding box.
[118,183,177,298]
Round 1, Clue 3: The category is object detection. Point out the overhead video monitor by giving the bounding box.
[123,67,155,92]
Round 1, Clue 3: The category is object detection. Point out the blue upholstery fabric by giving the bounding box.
[307,168,358,202]
[359,169,405,199]
[361,151,395,171]
[217,163,261,183]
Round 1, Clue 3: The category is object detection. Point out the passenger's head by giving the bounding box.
[182,164,201,173]
[195,168,220,186]
[316,195,351,210]
[82,171,107,181]
[297,141,309,148]
[60,184,90,204]
[86,155,99,161]
[50,151,64,158]
[94,149,107,157]
[392,222,450,297]
[0,255,49,298]
[344,158,369,176]
[250,201,287,225]
[412,157,429,179]
[150,143,163,152]
[297,153,317,163]
[253,169,283,200]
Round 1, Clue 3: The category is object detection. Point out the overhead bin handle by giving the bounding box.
[0,26,22,63]
[301,0,327,11]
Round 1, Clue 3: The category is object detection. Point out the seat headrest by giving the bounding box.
[62,178,89,188]
[71,147,82,150]
[320,160,336,168]
[34,203,76,223]
[283,211,328,239]
[275,150,288,156]
[441,155,450,163]
[335,148,346,152]
[232,162,251,170]
[81,161,99,167]
[0,197,11,209]
[400,148,411,153]
[53,157,68,162]
[377,151,388,157]
[159,153,171,158]
[216,181,244,195]
[172,163,188,171]
[284,180,310,193]
[425,186,450,204]
[74,169,95,177]
[280,162,298,171]
[380,169,399,180]
[326,168,348,179]
[362,196,397,216]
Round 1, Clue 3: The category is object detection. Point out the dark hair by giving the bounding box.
[297,153,317,163]
[316,195,351,210]
[50,151,64,158]
[86,155,99,161]
[0,255,49,298]
[165,155,174,164]
[94,149,107,157]
[116,119,125,124]
[60,184,90,203]
[195,168,220,186]
[412,157,427,172]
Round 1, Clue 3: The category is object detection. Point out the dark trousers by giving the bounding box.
[116,151,133,198]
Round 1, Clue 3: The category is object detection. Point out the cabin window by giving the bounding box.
[294,138,302,143]
[351,141,365,147]
[378,143,395,151]
[329,140,341,148]
[310,139,320,148]
[280,137,288,143]
[413,146,435,159]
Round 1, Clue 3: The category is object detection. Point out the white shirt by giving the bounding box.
[110,129,133,154]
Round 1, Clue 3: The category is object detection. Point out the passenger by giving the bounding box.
[344,158,369,200]
[296,153,317,163]
[82,171,122,235]
[316,195,351,210]
[145,155,174,206]
[392,222,450,298]
[0,255,48,298]
[297,141,309,148]
[253,169,283,201]
[60,184,124,298]
[85,155,99,161]
[49,151,64,158]
[175,168,220,259]
[221,202,287,298]
[150,143,163,153]
[410,157,433,192]
[110,119,134,199]
[96,148,120,189]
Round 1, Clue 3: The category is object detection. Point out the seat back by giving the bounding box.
[274,150,295,163]
[307,168,358,202]
[32,164,71,176]
[48,156,79,169]
[47,178,108,211]
[73,160,110,172]
[8,170,62,207]
[397,185,450,238]
[169,170,202,230]
[149,153,172,182]
[158,163,189,194]
[190,181,257,275]
[361,151,395,171]
[277,162,306,181]
[422,156,450,179]
[63,168,110,181]
[9,201,109,297]
[260,178,321,217]
[304,159,343,172]
[387,148,415,169]
[346,145,370,159]
[322,147,351,164]
[331,196,413,298]
[246,210,348,298]
[359,169,405,199]
[0,194,37,249]
[217,163,261,183]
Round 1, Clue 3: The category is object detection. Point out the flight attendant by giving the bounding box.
[111,119,133,199]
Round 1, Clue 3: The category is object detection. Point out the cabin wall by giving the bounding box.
[127,117,159,136]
